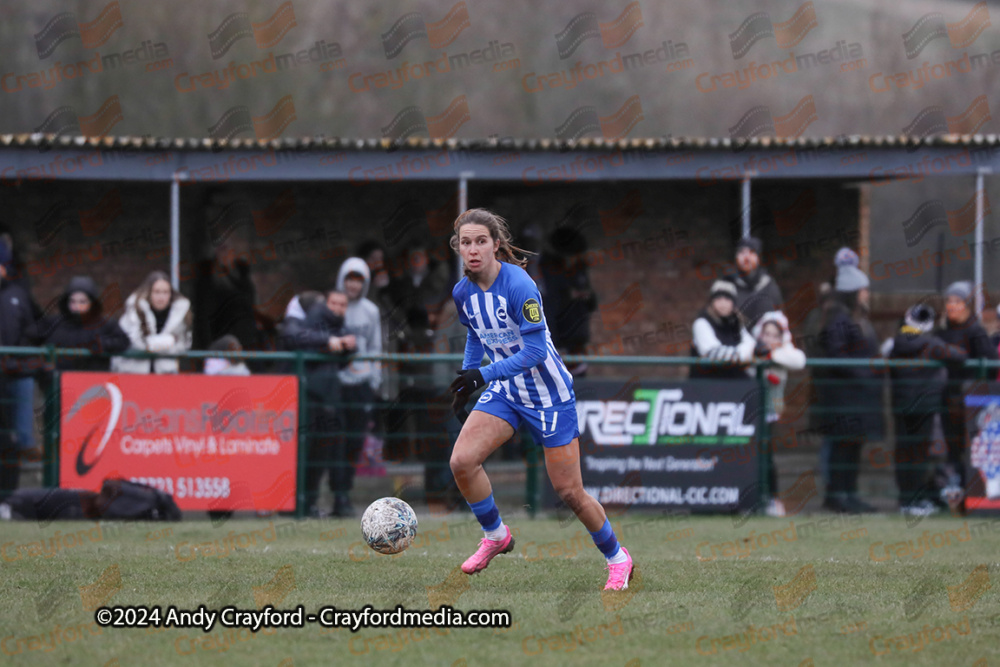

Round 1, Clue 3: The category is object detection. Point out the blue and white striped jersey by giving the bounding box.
[452,262,575,409]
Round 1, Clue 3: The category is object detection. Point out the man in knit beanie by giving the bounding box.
[723,236,783,329]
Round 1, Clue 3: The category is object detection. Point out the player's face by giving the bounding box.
[736,248,759,273]
[458,224,498,273]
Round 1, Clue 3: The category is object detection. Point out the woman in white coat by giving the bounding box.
[112,271,192,374]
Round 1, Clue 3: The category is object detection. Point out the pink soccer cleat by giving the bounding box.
[461,526,515,574]
[603,547,634,591]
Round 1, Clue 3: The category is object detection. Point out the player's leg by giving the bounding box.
[535,397,634,590]
[543,437,633,590]
[451,409,514,502]
[542,438,605,530]
[451,404,517,574]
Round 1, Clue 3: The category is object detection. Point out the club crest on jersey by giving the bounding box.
[522,298,542,324]
[495,306,507,322]
[478,392,493,403]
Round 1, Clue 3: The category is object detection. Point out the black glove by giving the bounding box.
[449,368,485,396]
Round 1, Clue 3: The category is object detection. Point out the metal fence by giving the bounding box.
[1,346,998,517]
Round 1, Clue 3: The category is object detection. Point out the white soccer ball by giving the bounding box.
[361,497,418,554]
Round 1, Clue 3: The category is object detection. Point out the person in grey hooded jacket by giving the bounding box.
[334,257,383,516]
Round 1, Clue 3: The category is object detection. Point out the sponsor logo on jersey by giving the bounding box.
[522,298,542,323]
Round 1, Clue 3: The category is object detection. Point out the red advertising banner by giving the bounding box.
[59,372,298,511]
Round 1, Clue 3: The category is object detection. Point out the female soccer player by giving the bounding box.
[448,208,634,591]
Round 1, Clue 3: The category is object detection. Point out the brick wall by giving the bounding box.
[4,178,859,366]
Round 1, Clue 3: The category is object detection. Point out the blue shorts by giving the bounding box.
[472,391,580,448]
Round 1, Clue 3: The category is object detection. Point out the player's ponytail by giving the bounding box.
[450,208,534,277]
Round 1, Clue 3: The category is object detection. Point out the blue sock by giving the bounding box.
[468,493,502,532]
[589,518,621,559]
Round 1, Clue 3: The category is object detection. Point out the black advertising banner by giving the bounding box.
[965,383,1000,515]
[543,379,760,513]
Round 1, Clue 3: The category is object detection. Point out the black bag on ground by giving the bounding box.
[3,487,98,520]
[97,479,182,521]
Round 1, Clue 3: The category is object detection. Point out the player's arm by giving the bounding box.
[452,329,547,397]
[483,274,548,380]
[479,330,546,382]
[452,274,548,394]
[450,282,484,420]
[463,327,485,370]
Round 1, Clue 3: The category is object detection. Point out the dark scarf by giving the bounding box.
[153,305,169,333]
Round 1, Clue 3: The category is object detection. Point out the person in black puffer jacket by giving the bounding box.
[35,276,129,371]
[818,262,882,514]
[690,280,755,379]
[886,304,967,515]
[934,281,998,508]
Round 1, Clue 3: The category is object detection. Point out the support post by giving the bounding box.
[741,175,752,238]
[975,168,989,316]
[170,173,182,289]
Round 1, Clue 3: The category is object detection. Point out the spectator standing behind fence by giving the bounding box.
[751,311,806,517]
[204,335,251,376]
[277,291,323,345]
[539,228,598,377]
[279,289,356,517]
[818,261,881,514]
[689,280,755,379]
[812,248,861,489]
[0,239,37,499]
[193,251,258,352]
[36,276,129,371]
[111,271,192,375]
[336,258,382,517]
[723,236,783,330]
[884,304,967,517]
[935,281,999,511]
[387,242,451,329]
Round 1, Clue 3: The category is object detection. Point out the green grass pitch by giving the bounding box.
[1,513,998,666]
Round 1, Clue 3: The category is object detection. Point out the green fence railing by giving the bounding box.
[1,346,998,517]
